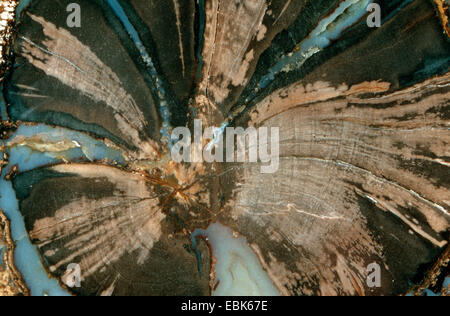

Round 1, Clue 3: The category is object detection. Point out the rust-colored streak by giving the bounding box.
[0,209,29,296]
[433,0,450,38]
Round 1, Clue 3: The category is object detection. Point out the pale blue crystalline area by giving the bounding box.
[192,223,281,296]
[299,0,373,52]
[7,124,125,171]
[444,277,450,294]
[422,276,450,296]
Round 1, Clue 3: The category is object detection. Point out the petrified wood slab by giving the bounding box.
[2,0,450,296]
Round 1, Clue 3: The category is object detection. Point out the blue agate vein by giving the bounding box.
[192,223,281,296]
[7,125,125,169]
[106,0,173,146]
[252,0,373,101]
[0,171,71,296]
[15,0,32,17]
